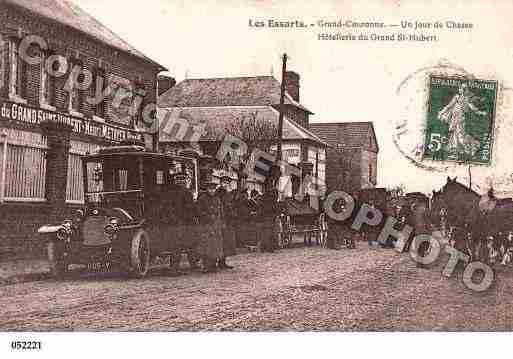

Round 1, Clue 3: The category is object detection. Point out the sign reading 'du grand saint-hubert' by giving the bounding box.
[0,100,143,143]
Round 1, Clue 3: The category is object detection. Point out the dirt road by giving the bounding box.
[1,246,512,331]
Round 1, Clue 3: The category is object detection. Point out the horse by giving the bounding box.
[389,192,433,253]
[431,177,513,264]
[431,177,479,253]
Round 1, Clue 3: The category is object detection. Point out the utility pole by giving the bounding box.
[315,150,319,196]
[468,164,472,190]
[276,53,287,162]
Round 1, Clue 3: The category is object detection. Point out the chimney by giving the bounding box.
[284,71,300,102]
[157,75,176,96]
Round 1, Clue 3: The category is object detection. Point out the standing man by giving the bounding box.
[196,179,224,273]
[163,173,194,275]
[257,166,281,253]
[217,176,237,269]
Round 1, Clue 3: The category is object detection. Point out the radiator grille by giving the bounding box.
[82,216,111,246]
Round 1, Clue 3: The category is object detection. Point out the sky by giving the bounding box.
[73,0,513,195]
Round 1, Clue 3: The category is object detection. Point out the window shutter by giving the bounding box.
[16,41,26,99]
[92,66,106,118]
[0,36,5,93]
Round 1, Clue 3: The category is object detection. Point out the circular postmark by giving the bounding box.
[393,59,513,195]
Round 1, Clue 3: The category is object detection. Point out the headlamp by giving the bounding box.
[74,209,84,223]
[104,217,119,238]
[56,227,69,240]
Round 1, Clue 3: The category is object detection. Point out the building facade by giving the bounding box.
[158,72,327,195]
[310,122,379,193]
[0,0,165,259]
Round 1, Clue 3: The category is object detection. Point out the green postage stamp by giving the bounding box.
[423,76,498,164]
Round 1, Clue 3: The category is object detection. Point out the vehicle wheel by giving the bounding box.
[47,241,68,278]
[129,230,150,278]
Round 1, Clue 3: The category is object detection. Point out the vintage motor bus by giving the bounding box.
[38,144,199,278]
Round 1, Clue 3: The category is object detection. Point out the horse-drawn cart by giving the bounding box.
[276,198,328,249]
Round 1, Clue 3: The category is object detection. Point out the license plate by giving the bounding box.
[87,262,111,272]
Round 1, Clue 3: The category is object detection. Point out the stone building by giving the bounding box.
[309,122,379,193]
[0,0,165,258]
[158,72,327,195]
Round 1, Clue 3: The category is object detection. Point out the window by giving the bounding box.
[156,170,164,185]
[108,74,134,126]
[66,154,84,203]
[92,67,106,119]
[118,169,128,191]
[68,60,83,116]
[0,36,5,91]
[1,142,47,202]
[133,82,146,125]
[8,38,26,102]
[39,50,55,109]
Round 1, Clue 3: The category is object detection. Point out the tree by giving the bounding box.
[209,111,279,191]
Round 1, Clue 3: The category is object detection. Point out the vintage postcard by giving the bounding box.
[1,0,513,357]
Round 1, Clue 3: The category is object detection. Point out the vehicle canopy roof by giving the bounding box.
[83,145,194,163]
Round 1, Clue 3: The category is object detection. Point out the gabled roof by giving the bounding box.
[159,76,313,114]
[309,122,379,152]
[158,106,326,146]
[5,0,166,70]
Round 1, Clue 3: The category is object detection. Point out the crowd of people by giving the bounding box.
[166,174,281,275]
[163,166,437,275]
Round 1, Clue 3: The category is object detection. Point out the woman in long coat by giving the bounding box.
[196,182,224,272]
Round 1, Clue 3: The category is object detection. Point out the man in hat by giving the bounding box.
[196,178,224,273]
[165,173,195,275]
[256,165,281,252]
[217,175,237,269]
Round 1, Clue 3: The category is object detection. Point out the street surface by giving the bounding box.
[1,245,512,331]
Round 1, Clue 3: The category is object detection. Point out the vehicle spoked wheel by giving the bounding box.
[130,230,150,278]
[47,241,68,279]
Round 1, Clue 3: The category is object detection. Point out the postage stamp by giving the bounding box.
[423,76,498,164]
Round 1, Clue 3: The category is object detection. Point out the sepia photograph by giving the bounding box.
[1,0,513,357]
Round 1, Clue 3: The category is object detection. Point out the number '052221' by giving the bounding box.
[11,341,42,350]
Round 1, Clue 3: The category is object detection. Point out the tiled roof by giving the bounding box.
[159,76,313,114]
[309,122,379,152]
[5,0,165,69]
[158,106,326,146]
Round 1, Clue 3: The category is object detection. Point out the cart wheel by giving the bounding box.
[47,241,68,279]
[129,230,150,278]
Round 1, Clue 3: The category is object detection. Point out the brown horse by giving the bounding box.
[431,177,513,263]
[432,177,483,257]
